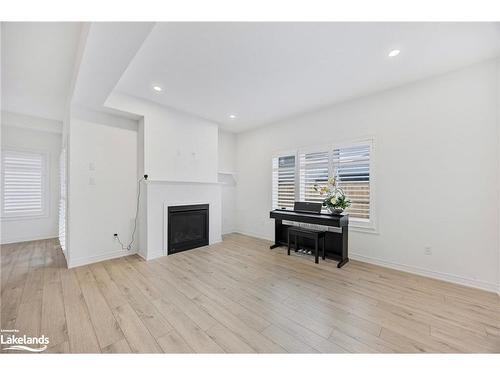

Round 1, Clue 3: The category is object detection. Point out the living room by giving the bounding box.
[1,1,499,373]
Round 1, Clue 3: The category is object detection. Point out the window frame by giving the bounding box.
[1,147,50,221]
[331,138,376,232]
[271,137,377,233]
[298,146,331,204]
[271,150,298,211]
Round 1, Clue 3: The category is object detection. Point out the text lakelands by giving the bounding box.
[0,334,50,345]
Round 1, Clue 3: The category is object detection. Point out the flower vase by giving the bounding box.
[327,206,344,215]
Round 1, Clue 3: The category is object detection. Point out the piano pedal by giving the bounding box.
[297,249,313,256]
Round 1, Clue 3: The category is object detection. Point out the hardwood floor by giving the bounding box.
[1,234,499,353]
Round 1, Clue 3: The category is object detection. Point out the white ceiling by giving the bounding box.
[3,22,499,131]
[1,22,82,121]
[114,22,500,132]
[72,22,154,119]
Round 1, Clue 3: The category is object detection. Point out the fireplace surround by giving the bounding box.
[167,204,209,254]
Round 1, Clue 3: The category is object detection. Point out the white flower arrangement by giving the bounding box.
[313,177,351,214]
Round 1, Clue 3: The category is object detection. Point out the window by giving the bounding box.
[271,139,375,228]
[59,149,67,252]
[1,149,47,218]
[299,150,329,203]
[332,143,371,221]
[272,154,296,209]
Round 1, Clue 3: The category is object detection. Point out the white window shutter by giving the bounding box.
[299,151,329,204]
[332,143,371,220]
[272,155,296,209]
[58,149,67,251]
[2,150,46,217]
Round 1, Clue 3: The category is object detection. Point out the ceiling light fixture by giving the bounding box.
[388,49,400,57]
[152,85,163,92]
[229,114,236,119]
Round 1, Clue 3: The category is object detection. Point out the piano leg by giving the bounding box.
[337,224,349,268]
[322,236,326,260]
[287,230,291,256]
[270,219,282,250]
[337,258,349,268]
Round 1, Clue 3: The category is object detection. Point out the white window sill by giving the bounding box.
[349,223,378,234]
[1,213,49,221]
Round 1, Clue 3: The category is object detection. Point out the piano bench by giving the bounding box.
[287,227,326,264]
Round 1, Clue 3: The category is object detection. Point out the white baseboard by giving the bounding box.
[136,251,147,261]
[1,234,58,245]
[61,247,69,266]
[137,238,223,262]
[233,230,273,242]
[350,252,498,293]
[68,249,136,268]
[230,230,498,294]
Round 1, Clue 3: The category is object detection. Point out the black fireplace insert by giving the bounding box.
[167,204,209,255]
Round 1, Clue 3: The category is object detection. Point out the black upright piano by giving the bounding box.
[269,204,349,268]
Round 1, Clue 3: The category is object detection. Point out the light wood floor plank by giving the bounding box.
[59,268,101,353]
[45,341,70,353]
[125,257,219,332]
[102,338,132,353]
[261,324,318,353]
[151,297,224,353]
[237,295,347,353]
[205,323,257,353]
[1,242,34,330]
[1,234,498,353]
[41,244,68,349]
[102,260,174,339]
[13,242,46,340]
[154,256,273,333]
[88,262,128,309]
[156,330,194,353]
[75,266,125,349]
[191,293,286,353]
[111,303,162,353]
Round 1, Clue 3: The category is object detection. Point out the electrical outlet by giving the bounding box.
[424,246,432,255]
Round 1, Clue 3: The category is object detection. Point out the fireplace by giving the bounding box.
[167,204,209,254]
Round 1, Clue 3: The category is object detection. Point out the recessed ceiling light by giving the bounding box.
[388,49,400,57]
[229,114,236,119]
[152,85,163,92]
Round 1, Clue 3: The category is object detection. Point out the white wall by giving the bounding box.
[218,130,237,173]
[106,93,219,183]
[235,60,500,292]
[68,116,137,267]
[218,130,237,234]
[105,93,223,258]
[1,115,62,244]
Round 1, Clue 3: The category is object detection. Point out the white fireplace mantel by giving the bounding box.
[138,180,222,260]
